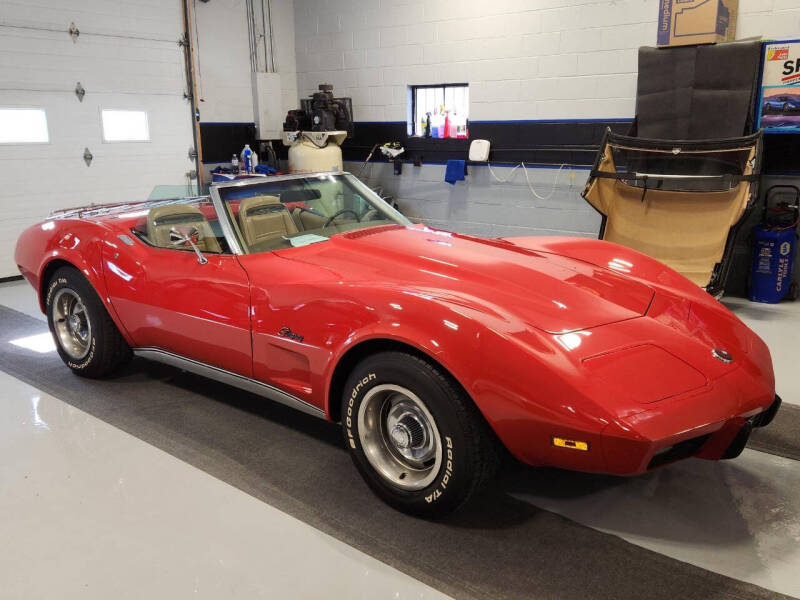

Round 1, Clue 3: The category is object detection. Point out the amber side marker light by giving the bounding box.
[552,437,589,451]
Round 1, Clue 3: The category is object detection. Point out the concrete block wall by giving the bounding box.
[297,0,799,238]
[294,0,648,121]
[295,0,800,122]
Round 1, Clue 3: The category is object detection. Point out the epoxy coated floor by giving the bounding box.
[508,449,800,597]
[0,371,449,600]
[722,296,800,406]
[0,280,42,322]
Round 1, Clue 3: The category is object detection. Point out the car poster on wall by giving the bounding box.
[758,39,800,133]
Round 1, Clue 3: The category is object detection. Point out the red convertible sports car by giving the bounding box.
[15,172,781,516]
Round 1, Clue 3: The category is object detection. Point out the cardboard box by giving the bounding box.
[657,0,738,48]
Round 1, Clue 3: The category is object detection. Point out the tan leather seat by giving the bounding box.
[146,203,222,253]
[238,195,298,248]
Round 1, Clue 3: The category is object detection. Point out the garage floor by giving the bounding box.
[1,279,799,600]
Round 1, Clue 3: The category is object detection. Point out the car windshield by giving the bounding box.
[215,173,410,253]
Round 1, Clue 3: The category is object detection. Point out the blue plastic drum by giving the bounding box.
[749,225,795,303]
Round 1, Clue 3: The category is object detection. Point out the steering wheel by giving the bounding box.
[322,208,361,228]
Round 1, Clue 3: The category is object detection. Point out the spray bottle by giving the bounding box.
[241,144,259,174]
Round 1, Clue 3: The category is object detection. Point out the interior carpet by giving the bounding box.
[0,305,794,600]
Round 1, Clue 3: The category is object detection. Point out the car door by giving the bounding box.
[236,250,337,412]
[103,200,252,377]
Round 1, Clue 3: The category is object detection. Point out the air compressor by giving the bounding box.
[749,185,799,303]
[282,84,353,173]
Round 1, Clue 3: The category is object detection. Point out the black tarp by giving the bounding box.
[634,41,763,140]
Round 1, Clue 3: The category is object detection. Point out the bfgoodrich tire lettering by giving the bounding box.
[342,351,499,517]
[46,266,131,378]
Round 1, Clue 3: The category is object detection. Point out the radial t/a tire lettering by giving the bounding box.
[341,351,499,517]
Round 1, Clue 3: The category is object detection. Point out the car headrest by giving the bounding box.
[146,203,222,253]
[239,195,290,217]
[237,195,299,248]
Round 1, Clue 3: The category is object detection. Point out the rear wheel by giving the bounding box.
[341,351,499,517]
[46,266,131,377]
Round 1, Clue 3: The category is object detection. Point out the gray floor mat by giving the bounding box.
[750,402,800,461]
[0,305,794,600]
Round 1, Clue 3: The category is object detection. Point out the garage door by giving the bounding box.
[0,0,195,277]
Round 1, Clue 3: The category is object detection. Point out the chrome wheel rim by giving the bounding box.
[52,288,91,360]
[357,384,442,491]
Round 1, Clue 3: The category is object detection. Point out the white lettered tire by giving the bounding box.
[46,265,131,378]
[341,351,499,517]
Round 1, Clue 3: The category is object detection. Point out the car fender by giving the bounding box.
[321,288,485,419]
[15,219,135,345]
[319,283,614,470]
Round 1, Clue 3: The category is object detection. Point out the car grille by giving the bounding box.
[647,434,711,470]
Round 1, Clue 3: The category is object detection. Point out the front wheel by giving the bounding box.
[46,266,131,377]
[341,351,499,517]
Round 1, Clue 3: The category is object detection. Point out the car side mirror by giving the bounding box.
[169,225,198,244]
[169,225,208,264]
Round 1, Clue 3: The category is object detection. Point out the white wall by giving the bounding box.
[294,0,800,124]
[192,0,299,125]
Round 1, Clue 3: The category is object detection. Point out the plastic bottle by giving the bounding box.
[455,113,467,138]
[241,144,253,174]
[443,110,451,139]
[431,109,442,139]
[231,154,239,174]
[448,111,457,138]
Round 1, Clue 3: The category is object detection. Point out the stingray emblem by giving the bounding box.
[278,327,304,343]
[712,348,733,364]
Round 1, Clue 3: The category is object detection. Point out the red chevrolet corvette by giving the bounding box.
[15,172,780,516]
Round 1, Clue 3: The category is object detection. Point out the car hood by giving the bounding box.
[279,225,654,334]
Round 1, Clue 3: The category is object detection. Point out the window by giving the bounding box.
[101,109,150,142]
[410,84,469,138]
[0,108,49,144]
[216,173,409,254]
[131,197,231,254]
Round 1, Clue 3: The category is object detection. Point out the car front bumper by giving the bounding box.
[599,394,781,475]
